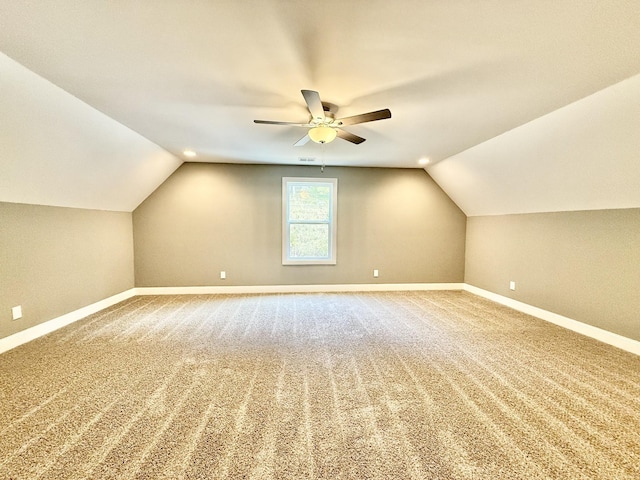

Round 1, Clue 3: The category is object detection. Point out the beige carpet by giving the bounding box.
[0,291,638,479]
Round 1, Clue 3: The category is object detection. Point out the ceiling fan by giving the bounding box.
[254,90,391,146]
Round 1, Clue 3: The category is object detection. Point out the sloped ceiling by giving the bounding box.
[0,53,181,211]
[0,1,639,214]
[428,73,640,216]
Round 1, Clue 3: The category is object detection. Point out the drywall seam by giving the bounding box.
[0,289,136,354]
[464,284,639,356]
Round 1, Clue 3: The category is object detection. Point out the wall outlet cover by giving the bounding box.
[509,281,516,291]
[12,305,23,320]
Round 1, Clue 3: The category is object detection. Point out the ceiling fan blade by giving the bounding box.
[254,120,310,126]
[336,108,391,126]
[336,129,366,145]
[294,134,311,146]
[301,90,325,122]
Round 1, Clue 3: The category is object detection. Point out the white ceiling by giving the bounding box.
[1,1,639,214]
[0,53,181,212]
[428,73,640,216]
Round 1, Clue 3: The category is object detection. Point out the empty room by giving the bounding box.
[1,1,639,479]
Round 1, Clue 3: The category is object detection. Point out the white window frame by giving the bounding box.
[282,177,337,265]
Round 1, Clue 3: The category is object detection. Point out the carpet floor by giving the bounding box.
[0,291,638,479]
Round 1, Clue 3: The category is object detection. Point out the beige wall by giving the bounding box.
[0,202,134,340]
[3,167,637,345]
[465,209,640,341]
[133,163,466,287]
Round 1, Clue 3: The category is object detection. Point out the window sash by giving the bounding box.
[282,177,337,265]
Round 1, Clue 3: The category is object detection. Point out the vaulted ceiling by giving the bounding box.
[1,1,639,214]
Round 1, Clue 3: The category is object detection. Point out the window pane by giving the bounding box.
[289,224,329,258]
[288,184,331,222]
[282,177,337,265]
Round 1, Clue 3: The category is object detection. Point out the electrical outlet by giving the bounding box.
[12,305,22,320]
[373,269,379,278]
[220,271,226,280]
[509,281,516,291]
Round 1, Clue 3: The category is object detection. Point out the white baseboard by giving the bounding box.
[0,289,136,355]
[464,284,640,356]
[0,284,460,354]
[3,284,636,357]
[134,283,465,296]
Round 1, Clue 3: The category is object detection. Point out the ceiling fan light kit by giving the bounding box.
[254,90,391,146]
[308,125,337,144]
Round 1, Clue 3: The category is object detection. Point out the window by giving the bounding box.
[282,177,337,265]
